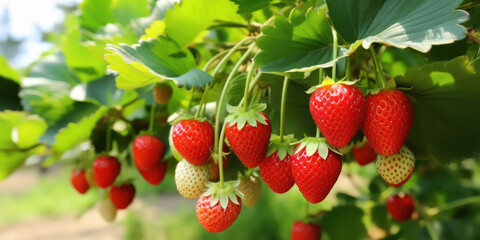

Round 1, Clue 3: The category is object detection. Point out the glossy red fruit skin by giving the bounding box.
[133,135,166,171]
[309,83,366,148]
[291,146,342,204]
[259,151,295,194]
[196,195,242,233]
[291,221,321,240]
[109,184,136,210]
[352,141,377,166]
[225,112,271,168]
[70,169,90,194]
[386,194,415,221]
[172,119,214,165]
[362,90,414,156]
[93,156,121,189]
[139,160,168,185]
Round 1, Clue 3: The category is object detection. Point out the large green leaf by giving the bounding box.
[395,56,480,163]
[255,8,347,73]
[43,106,109,167]
[0,56,20,83]
[19,53,80,124]
[164,0,246,48]
[0,111,47,181]
[326,0,468,52]
[105,37,212,90]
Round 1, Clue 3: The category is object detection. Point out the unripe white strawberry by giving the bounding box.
[376,146,415,187]
[236,174,262,207]
[98,197,117,222]
[175,159,209,199]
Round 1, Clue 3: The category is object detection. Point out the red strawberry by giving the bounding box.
[207,143,229,181]
[309,81,366,148]
[376,146,415,187]
[225,111,271,168]
[138,160,168,185]
[93,156,121,188]
[363,89,414,156]
[196,194,242,233]
[109,184,136,210]
[259,135,296,194]
[291,138,342,203]
[172,119,214,165]
[70,169,90,194]
[352,140,377,166]
[386,193,415,221]
[133,135,166,171]
[291,221,321,240]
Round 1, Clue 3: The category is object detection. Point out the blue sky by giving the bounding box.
[0,0,81,68]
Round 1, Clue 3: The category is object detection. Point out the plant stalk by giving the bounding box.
[332,29,338,83]
[279,76,290,142]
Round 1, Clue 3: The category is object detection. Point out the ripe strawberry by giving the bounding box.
[175,159,209,199]
[132,135,166,171]
[93,156,121,188]
[352,140,377,166]
[363,89,414,156]
[225,111,271,168]
[291,221,321,240]
[109,184,136,210]
[172,119,214,165]
[386,193,415,221]
[259,135,296,194]
[237,174,262,207]
[139,160,168,185]
[98,197,117,222]
[291,138,342,204]
[207,143,229,181]
[376,146,415,187]
[70,169,90,194]
[309,81,366,148]
[196,194,241,233]
[153,82,173,104]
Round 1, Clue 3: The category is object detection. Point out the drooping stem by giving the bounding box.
[279,76,290,142]
[305,201,310,218]
[243,61,256,111]
[238,72,263,107]
[215,44,256,190]
[148,102,156,133]
[370,47,385,88]
[417,204,439,240]
[319,68,324,84]
[331,29,338,83]
[429,196,480,216]
[345,56,351,81]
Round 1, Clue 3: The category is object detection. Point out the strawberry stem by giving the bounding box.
[279,76,290,142]
[331,28,338,83]
[148,102,156,133]
[305,201,310,219]
[345,56,351,81]
[319,68,324,84]
[242,61,256,111]
[214,44,256,186]
[429,196,480,217]
[238,72,262,107]
[369,47,385,88]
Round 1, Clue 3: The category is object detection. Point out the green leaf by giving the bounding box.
[321,206,367,240]
[326,0,468,52]
[43,106,109,167]
[111,0,150,26]
[395,56,480,163]
[255,8,347,73]
[231,0,272,14]
[70,75,126,107]
[79,0,115,32]
[0,111,47,181]
[164,0,246,48]
[105,37,212,90]
[19,53,80,124]
[0,55,20,83]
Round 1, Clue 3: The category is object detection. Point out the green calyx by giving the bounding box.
[202,181,244,209]
[225,103,267,130]
[306,77,359,94]
[367,78,413,95]
[292,137,341,159]
[167,111,207,125]
[266,134,296,161]
[210,148,230,164]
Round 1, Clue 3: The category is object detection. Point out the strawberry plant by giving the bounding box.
[1,0,480,239]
